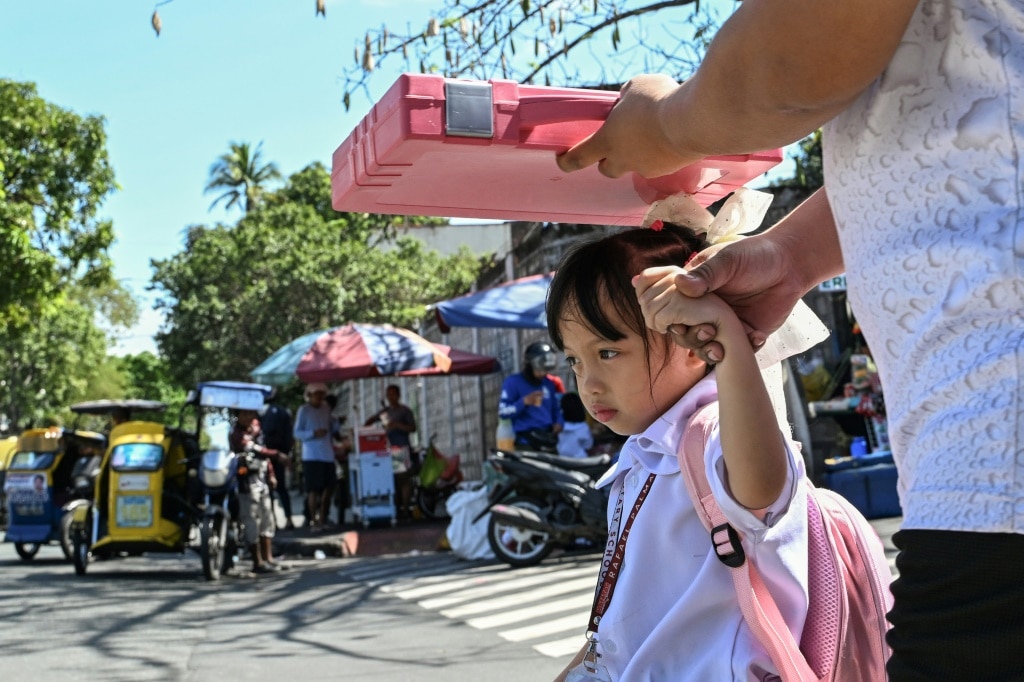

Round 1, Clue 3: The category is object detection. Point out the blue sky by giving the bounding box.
[2,0,787,356]
[1,0,434,354]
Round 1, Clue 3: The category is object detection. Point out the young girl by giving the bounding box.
[550,224,811,681]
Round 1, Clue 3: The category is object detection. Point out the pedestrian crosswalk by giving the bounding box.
[332,522,899,662]
[334,551,600,659]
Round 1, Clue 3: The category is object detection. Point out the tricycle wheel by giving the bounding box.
[59,511,75,561]
[72,531,89,575]
[15,542,40,561]
[200,516,224,581]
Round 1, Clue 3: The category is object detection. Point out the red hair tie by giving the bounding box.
[649,219,664,231]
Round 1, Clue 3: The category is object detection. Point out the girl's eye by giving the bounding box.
[564,356,578,368]
[598,349,619,360]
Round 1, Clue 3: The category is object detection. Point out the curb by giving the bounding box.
[273,519,450,559]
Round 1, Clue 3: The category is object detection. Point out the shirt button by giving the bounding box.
[603,638,618,654]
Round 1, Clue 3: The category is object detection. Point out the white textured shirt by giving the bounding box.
[824,0,1024,532]
[590,375,809,681]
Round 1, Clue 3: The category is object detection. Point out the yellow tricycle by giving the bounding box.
[69,401,202,575]
[2,425,106,561]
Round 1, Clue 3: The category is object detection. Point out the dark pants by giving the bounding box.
[886,529,1024,681]
[271,458,293,520]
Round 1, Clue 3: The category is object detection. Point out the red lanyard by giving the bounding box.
[588,471,657,635]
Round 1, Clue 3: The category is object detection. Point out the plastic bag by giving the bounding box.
[445,484,495,560]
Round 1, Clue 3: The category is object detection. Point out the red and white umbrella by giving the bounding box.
[251,323,499,385]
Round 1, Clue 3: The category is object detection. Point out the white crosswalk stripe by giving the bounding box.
[335,552,600,658]
[330,521,899,661]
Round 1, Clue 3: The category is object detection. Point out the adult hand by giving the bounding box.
[555,75,701,179]
[524,391,544,407]
[665,236,806,363]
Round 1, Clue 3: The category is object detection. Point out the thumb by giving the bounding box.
[675,244,736,297]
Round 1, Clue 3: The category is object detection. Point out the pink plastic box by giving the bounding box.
[331,74,782,226]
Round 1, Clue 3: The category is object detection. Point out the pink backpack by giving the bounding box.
[681,404,893,681]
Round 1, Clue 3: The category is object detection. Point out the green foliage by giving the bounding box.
[771,130,823,191]
[151,163,484,387]
[117,352,189,414]
[0,79,138,431]
[0,79,118,318]
[1,294,109,430]
[204,141,282,214]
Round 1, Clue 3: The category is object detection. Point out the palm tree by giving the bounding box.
[204,141,282,213]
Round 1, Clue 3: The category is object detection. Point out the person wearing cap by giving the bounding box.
[292,382,336,530]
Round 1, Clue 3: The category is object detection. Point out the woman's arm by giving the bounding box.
[557,0,920,179]
[293,406,316,442]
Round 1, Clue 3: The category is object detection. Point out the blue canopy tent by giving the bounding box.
[433,273,553,332]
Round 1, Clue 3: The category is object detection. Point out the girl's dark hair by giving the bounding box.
[560,391,588,423]
[546,224,707,368]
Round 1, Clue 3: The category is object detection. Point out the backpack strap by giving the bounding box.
[681,403,820,682]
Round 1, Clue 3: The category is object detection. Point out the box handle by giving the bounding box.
[517,97,616,126]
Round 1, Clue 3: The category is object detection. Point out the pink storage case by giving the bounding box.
[331,74,782,226]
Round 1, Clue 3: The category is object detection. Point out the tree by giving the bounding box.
[0,80,137,429]
[117,351,188,411]
[204,141,282,214]
[340,0,721,110]
[0,79,118,318]
[151,163,485,386]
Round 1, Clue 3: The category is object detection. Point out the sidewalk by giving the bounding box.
[268,484,903,564]
[270,486,450,559]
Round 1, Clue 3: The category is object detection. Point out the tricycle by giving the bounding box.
[68,381,273,579]
[3,423,106,561]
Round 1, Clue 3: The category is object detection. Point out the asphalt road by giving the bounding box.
[0,542,569,682]
[0,516,902,681]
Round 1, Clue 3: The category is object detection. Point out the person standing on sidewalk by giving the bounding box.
[229,409,282,574]
[260,388,295,530]
[364,384,417,519]
[293,383,335,530]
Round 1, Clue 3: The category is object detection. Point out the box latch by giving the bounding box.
[444,81,494,138]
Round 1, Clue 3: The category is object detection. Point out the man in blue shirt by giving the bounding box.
[498,341,564,450]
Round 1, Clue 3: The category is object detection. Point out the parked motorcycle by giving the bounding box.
[476,448,613,567]
[198,447,243,581]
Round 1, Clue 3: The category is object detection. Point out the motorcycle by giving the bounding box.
[476,447,613,567]
[197,447,243,581]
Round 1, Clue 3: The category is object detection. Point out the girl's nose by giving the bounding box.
[578,370,603,396]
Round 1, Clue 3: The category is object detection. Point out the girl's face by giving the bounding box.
[559,305,705,436]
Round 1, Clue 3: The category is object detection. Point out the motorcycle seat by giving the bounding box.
[516,450,612,473]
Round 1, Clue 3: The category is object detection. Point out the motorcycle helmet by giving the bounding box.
[525,341,558,374]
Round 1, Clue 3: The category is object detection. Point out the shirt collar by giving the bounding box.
[596,373,719,487]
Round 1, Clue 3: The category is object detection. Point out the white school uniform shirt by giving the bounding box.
[591,374,809,681]
[558,421,594,458]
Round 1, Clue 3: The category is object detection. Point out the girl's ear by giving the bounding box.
[679,346,707,370]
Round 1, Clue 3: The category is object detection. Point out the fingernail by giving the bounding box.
[707,348,722,363]
[696,328,711,341]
